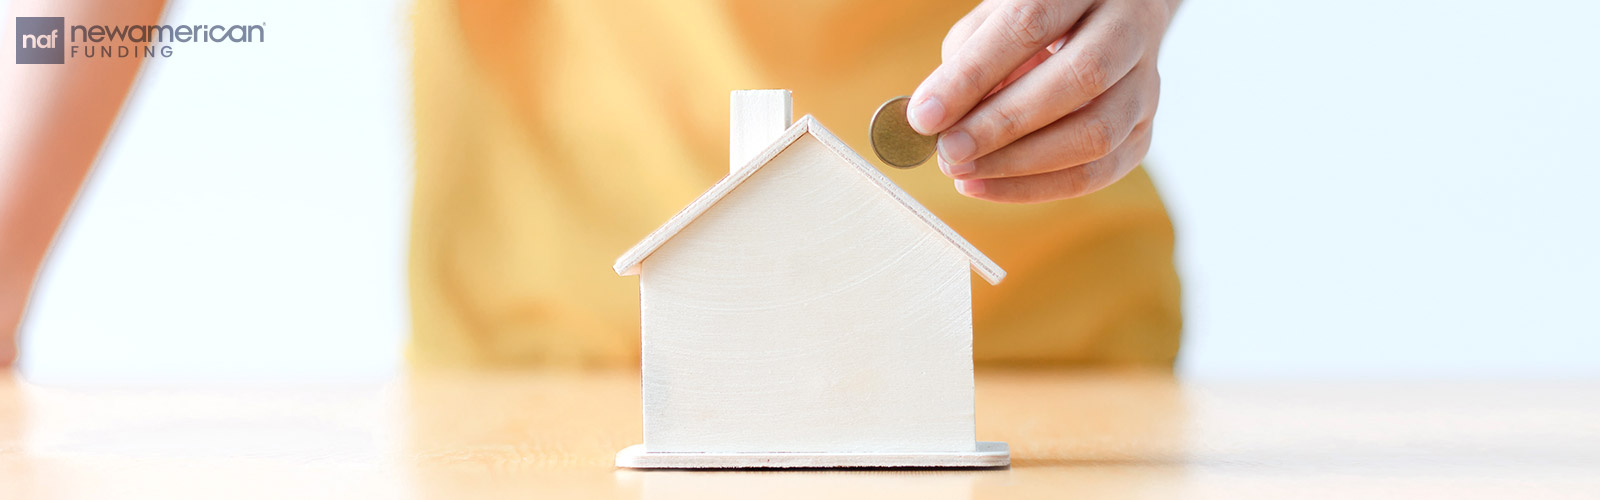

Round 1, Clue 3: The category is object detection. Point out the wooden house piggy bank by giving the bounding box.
[613,90,1009,468]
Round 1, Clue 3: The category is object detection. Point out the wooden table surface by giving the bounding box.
[2,369,1597,499]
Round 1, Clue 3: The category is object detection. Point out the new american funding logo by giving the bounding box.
[15,16,264,64]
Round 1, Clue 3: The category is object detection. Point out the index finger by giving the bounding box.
[908,0,1093,135]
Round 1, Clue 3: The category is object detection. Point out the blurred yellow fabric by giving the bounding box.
[408,0,1182,368]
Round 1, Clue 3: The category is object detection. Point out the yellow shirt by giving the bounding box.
[408,0,1182,368]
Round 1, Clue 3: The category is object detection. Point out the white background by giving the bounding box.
[14,0,412,382]
[12,0,1599,381]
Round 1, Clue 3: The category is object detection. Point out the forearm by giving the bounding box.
[0,0,166,366]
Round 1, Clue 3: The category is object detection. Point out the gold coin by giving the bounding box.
[869,96,937,169]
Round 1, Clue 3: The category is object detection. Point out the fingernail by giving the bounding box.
[937,157,975,178]
[938,131,976,165]
[1047,37,1066,54]
[907,96,945,134]
[955,178,986,197]
[945,161,975,178]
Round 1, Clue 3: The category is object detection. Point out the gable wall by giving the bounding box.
[639,135,975,453]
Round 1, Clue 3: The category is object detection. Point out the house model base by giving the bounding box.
[615,442,1010,469]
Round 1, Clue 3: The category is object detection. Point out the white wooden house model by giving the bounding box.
[613,90,1008,468]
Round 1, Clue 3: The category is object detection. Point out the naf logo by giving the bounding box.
[15,17,65,64]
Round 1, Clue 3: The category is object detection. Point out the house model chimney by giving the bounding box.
[729,89,793,173]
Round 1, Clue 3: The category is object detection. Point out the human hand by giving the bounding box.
[909,0,1180,203]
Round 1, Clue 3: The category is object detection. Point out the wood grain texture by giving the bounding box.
[801,121,1004,286]
[5,370,1598,499]
[618,103,1012,461]
[639,133,977,453]
[729,90,792,173]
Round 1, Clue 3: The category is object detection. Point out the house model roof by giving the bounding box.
[613,115,1005,285]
